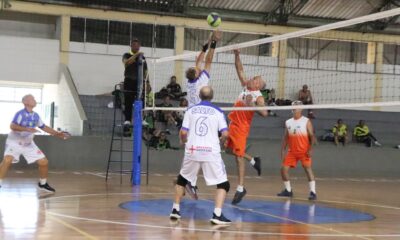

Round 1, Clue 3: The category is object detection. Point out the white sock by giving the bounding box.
[236,185,244,192]
[309,181,316,193]
[39,178,47,185]
[214,208,222,217]
[249,158,255,166]
[172,203,180,211]
[284,181,291,192]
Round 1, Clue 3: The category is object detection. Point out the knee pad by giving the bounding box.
[176,174,188,187]
[217,181,230,192]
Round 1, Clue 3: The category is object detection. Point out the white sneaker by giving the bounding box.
[374,141,382,147]
[142,120,149,126]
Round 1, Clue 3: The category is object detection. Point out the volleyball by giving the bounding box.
[207,12,221,28]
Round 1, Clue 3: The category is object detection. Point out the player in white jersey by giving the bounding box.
[278,100,317,200]
[186,30,222,107]
[0,94,70,192]
[170,86,231,225]
[183,29,222,199]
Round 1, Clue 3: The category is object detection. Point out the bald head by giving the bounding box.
[199,86,214,101]
[22,94,37,108]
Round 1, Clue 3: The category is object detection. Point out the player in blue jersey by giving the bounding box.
[0,94,69,192]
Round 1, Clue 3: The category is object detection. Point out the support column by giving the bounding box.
[367,42,383,111]
[277,40,287,99]
[174,26,185,85]
[59,15,70,65]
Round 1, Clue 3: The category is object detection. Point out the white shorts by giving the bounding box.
[4,140,46,164]
[180,154,228,186]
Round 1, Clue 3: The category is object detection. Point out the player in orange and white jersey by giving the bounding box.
[277,100,317,200]
[225,49,268,205]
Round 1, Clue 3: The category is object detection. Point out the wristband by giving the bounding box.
[202,42,209,52]
[210,40,217,49]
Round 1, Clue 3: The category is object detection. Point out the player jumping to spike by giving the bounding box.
[226,49,268,205]
[183,30,222,200]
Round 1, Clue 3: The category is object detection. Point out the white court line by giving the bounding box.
[83,172,106,178]
[41,192,400,237]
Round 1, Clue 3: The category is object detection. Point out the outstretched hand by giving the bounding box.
[55,131,71,140]
[212,30,222,41]
[233,49,240,55]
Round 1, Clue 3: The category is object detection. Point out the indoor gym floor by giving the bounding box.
[0,170,399,239]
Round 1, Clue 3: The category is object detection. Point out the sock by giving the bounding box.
[39,178,47,185]
[214,208,222,217]
[309,181,316,193]
[284,181,292,192]
[172,203,180,211]
[236,185,244,192]
[250,158,255,166]
[0,179,2,186]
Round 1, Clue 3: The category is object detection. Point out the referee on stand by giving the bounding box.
[122,38,149,136]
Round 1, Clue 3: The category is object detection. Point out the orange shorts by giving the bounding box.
[226,124,249,157]
[283,151,312,168]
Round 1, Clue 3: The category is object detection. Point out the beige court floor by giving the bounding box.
[0,170,399,239]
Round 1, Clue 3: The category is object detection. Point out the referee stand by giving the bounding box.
[106,54,149,185]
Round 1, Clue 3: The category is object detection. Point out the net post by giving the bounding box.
[132,54,144,185]
[132,100,142,185]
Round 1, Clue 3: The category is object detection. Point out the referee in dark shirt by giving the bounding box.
[122,38,149,136]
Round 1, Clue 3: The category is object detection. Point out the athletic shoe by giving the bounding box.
[277,189,293,197]
[38,182,56,193]
[123,123,131,137]
[210,213,231,225]
[374,141,382,147]
[169,208,181,220]
[253,157,261,176]
[308,191,317,201]
[185,182,199,200]
[231,188,247,205]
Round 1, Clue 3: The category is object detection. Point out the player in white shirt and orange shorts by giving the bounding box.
[278,100,317,200]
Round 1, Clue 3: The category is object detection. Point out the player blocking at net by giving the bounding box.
[0,94,70,192]
[170,86,231,225]
[183,29,222,199]
[278,100,317,201]
[225,49,268,205]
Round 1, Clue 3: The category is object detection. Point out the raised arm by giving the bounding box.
[204,30,222,73]
[234,49,248,87]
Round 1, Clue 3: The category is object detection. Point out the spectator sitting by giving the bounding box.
[353,120,381,147]
[156,95,178,127]
[156,76,186,100]
[167,76,186,100]
[149,130,171,150]
[298,84,315,119]
[332,119,348,146]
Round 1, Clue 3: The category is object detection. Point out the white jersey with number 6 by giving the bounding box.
[186,70,210,107]
[181,100,227,161]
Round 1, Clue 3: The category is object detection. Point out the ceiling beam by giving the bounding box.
[5,1,400,44]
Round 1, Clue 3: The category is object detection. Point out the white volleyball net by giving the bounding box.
[147,7,400,112]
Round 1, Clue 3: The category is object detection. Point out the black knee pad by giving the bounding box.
[176,174,188,187]
[217,181,230,192]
